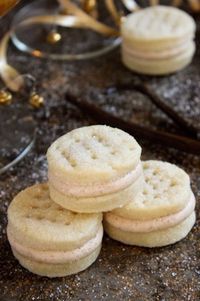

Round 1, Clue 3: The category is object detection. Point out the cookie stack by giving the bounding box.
[7,184,103,277]
[7,125,144,277]
[47,125,143,213]
[104,160,196,247]
[7,125,196,278]
[121,5,196,75]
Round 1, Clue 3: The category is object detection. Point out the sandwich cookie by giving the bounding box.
[7,184,103,277]
[104,160,196,247]
[121,6,196,75]
[47,125,144,213]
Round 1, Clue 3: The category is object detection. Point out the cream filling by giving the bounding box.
[122,32,195,50]
[122,40,193,60]
[105,193,195,233]
[48,162,142,197]
[8,225,103,264]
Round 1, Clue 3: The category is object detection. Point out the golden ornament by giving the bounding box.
[0,90,12,105]
[29,93,44,108]
[82,0,97,14]
[46,31,62,44]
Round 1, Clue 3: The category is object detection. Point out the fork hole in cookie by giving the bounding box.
[103,143,110,148]
[70,161,77,168]
[143,190,148,195]
[25,214,31,219]
[170,180,177,187]
[155,195,161,200]
[33,193,41,200]
[152,184,158,190]
[61,151,66,157]
[146,177,151,183]
[143,163,149,170]
[57,207,64,212]
[40,203,51,209]
[41,185,48,191]
[95,136,103,143]
[153,170,159,176]
[85,145,90,150]
[31,205,39,210]
[111,150,116,155]
[35,215,44,221]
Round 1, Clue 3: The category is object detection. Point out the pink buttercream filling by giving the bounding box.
[122,40,192,60]
[105,193,195,233]
[7,226,103,264]
[48,163,142,197]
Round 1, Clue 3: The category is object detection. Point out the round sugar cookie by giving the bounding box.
[7,183,103,277]
[121,5,196,49]
[104,212,195,248]
[47,125,142,187]
[112,160,191,220]
[7,183,102,251]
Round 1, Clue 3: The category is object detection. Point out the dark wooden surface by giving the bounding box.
[0,2,199,301]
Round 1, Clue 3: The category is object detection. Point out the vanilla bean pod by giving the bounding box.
[114,82,199,139]
[66,92,200,155]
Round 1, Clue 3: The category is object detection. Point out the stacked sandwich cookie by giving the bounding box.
[7,184,103,277]
[121,6,196,75]
[104,161,196,247]
[47,125,143,213]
